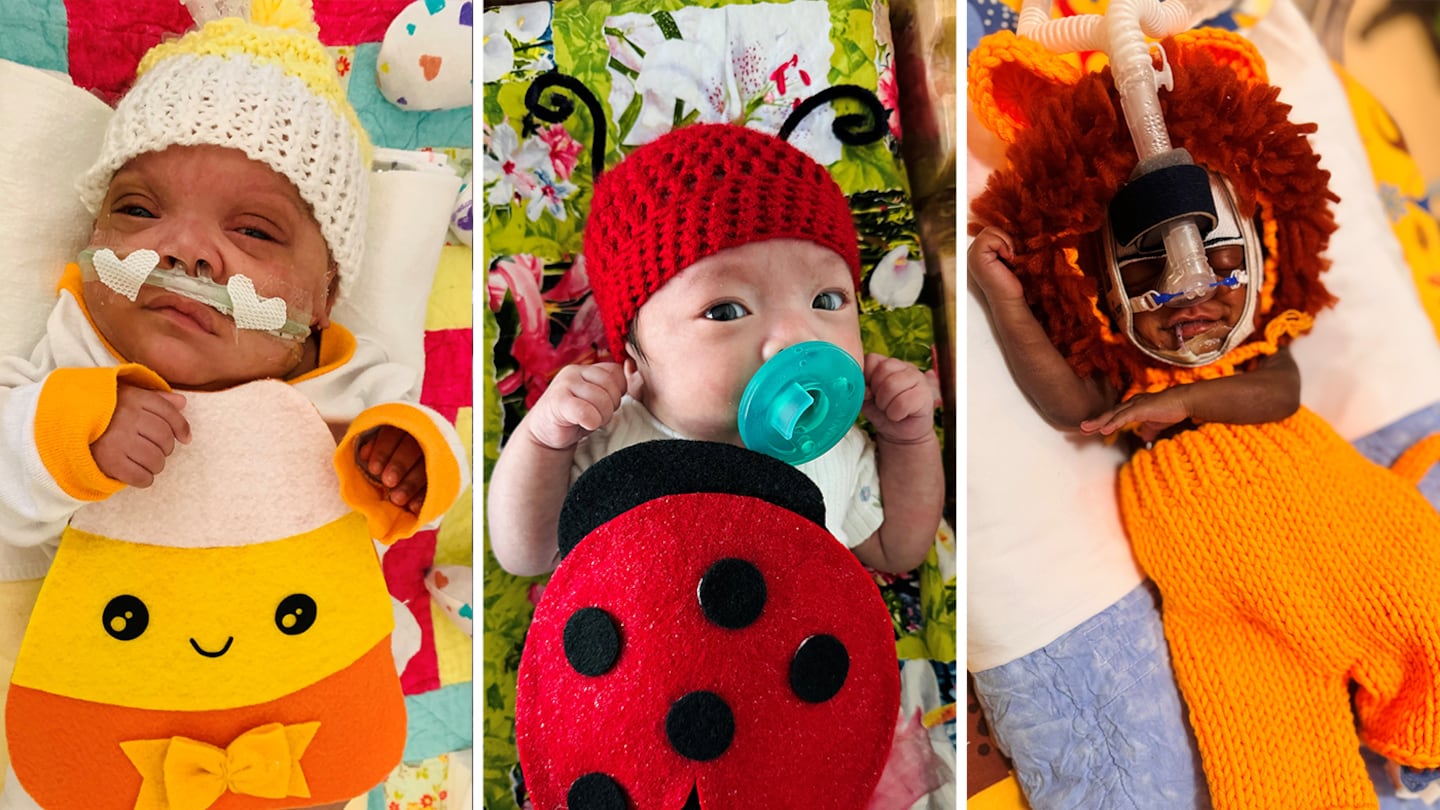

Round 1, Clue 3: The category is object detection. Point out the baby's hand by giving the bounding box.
[967,226,1024,304]
[524,362,627,450]
[358,426,428,514]
[91,384,191,488]
[1081,389,1191,442]
[861,354,935,445]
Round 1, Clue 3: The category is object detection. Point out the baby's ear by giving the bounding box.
[621,352,644,400]
[968,30,1085,145]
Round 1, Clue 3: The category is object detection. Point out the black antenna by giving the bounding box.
[777,84,887,146]
[524,71,607,178]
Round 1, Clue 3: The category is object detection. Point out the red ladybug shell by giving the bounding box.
[516,467,899,809]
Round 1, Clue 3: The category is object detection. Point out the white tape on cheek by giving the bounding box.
[226,275,290,331]
[92,248,159,302]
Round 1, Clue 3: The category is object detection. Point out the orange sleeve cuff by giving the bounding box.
[334,403,464,545]
[35,365,171,501]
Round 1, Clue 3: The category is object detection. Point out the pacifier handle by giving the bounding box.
[738,341,864,465]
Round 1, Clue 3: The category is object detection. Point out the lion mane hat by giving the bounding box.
[968,28,1339,397]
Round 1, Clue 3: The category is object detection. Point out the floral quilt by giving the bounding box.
[481,1,957,806]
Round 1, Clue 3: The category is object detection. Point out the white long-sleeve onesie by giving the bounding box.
[0,266,469,579]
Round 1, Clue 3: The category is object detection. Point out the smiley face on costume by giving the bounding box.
[14,511,390,712]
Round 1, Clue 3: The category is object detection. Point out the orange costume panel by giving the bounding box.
[1120,406,1440,810]
[7,640,405,809]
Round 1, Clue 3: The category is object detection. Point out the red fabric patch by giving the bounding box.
[7,641,406,809]
[65,0,192,103]
[313,0,413,45]
[516,492,898,809]
[421,328,473,421]
[383,529,440,694]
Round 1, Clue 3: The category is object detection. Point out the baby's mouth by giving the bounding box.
[147,293,219,335]
[1166,318,1233,354]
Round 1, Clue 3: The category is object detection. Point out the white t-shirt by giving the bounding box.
[572,396,884,548]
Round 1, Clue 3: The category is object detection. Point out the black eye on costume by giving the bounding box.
[103,595,149,641]
[275,594,318,636]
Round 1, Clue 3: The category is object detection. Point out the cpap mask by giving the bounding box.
[1101,168,1261,367]
[77,248,313,342]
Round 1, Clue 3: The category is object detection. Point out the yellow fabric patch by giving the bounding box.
[968,775,1029,810]
[0,578,43,781]
[435,485,472,569]
[453,405,473,470]
[431,600,471,688]
[425,244,473,331]
[12,513,391,711]
[1336,65,1440,341]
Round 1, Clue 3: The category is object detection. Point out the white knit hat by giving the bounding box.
[78,0,372,296]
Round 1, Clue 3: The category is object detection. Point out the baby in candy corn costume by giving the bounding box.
[0,0,470,807]
[969,28,1440,809]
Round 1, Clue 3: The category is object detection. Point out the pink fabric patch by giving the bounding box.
[422,328,472,421]
[383,528,440,695]
[65,0,192,103]
[314,0,413,45]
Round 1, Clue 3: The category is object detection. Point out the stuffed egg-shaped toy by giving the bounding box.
[6,380,405,809]
[516,440,900,810]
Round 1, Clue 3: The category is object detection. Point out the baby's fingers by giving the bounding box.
[362,427,405,479]
[378,436,424,489]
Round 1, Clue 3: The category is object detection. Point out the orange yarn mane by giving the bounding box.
[969,32,1338,395]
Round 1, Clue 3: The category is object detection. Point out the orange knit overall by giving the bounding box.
[1120,406,1440,810]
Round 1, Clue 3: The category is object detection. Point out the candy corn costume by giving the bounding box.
[5,380,465,809]
[970,29,1440,809]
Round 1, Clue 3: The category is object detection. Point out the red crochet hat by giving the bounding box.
[583,123,861,360]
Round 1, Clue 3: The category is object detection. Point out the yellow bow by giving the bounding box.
[121,721,320,810]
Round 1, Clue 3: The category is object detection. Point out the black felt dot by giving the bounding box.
[666,691,735,761]
[564,607,620,677]
[790,634,849,703]
[697,558,766,629]
[568,772,629,810]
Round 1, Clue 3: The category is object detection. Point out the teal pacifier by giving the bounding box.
[738,341,864,465]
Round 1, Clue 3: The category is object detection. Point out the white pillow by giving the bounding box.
[0,59,111,360]
[0,57,459,382]
[965,0,1440,671]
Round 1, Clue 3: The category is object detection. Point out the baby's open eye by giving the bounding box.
[812,291,846,311]
[116,205,155,219]
[238,226,276,242]
[705,302,749,322]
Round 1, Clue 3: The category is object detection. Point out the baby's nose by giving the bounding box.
[156,223,223,279]
[762,317,818,361]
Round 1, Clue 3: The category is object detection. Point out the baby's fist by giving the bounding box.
[357,426,428,514]
[861,354,935,445]
[525,362,627,450]
[92,384,191,488]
